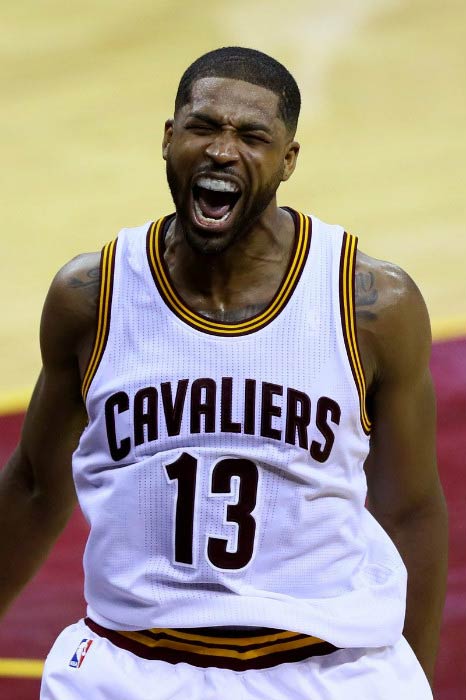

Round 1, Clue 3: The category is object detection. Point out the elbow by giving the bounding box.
[368,487,448,537]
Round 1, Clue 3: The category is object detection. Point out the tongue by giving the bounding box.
[197,188,233,220]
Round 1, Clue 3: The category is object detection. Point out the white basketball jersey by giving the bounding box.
[73,209,407,648]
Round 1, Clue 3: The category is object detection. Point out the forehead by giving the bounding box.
[184,77,282,127]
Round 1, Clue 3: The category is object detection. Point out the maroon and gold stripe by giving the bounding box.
[85,619,338,670]
[81,239,118,400]
[146,210,312,336]
[339,232,371,435]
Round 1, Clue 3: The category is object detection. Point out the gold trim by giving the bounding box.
[147,628,296,646]
[147,212,310,335]
[342,234,371,433]
[81,239,117,400]
[119,629,324,660]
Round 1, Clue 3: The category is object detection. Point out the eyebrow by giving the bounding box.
[187,111,273,134]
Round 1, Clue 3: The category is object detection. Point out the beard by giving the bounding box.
[165,158,284,256]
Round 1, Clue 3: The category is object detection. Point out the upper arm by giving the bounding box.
[360,260,445,525]
[7,253,100,515]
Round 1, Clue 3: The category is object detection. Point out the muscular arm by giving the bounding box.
[357,254,448,687]
[0,253,100,617]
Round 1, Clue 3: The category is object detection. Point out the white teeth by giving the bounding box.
[196,176,239,193]
[194,200,231,223]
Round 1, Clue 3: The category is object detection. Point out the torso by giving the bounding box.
[68,213,407,643]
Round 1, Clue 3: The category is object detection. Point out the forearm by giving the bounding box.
[379,496,448,686]
[0,451,75,618]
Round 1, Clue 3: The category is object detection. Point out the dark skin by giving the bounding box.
[0,78,447,688]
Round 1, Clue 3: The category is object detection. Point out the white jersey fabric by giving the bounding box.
[72,209,407,648]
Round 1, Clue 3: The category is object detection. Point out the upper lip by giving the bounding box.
[192,172,243,194]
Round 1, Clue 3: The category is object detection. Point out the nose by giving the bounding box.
[204,131,240,165]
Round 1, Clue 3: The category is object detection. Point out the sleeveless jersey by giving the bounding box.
[72,209,407,648]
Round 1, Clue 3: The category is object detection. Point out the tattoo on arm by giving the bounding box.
[68,267,100,306]
[355,271,378,321]
[68,267,100,289]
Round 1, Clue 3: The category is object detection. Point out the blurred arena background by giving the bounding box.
[1,1,464,698]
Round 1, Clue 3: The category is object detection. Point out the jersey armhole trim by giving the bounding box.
[81,238,118,401]
[339,232,371,435]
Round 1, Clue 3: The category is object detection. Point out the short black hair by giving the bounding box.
[175,47,301,135]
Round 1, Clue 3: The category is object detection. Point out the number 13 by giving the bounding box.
[164,453,259,570]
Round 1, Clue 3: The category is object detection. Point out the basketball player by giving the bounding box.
[0,48,447,699]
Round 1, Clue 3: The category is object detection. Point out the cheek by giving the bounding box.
[253,155,286,189]
[241,150,268,183]
[166,144,195,184]
[175,134,207,157]
[167,136,191,161]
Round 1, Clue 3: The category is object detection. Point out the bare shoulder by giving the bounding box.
[41,252,101,363]
[355,250,432,384]
[52,252,101,310]
[355,250,430,331]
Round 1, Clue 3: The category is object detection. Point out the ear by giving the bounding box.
[162,119,174,160]
[281,141,300,182]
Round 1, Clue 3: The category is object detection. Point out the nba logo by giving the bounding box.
[69,639,93,668]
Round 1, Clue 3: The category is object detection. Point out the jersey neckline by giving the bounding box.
[146,208,312,337]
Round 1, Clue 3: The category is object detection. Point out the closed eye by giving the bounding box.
[241,133,271,144]
[185,124,215,134]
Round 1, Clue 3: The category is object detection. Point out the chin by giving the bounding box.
[184,224,239,256]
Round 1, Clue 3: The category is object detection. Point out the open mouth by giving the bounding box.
[192,176,241,227]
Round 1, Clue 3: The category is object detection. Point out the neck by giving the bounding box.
[163,204,296,316]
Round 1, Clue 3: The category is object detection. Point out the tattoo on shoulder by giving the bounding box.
[68,266,100,307]
[355,271,378,321]
[68,266,100,289]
